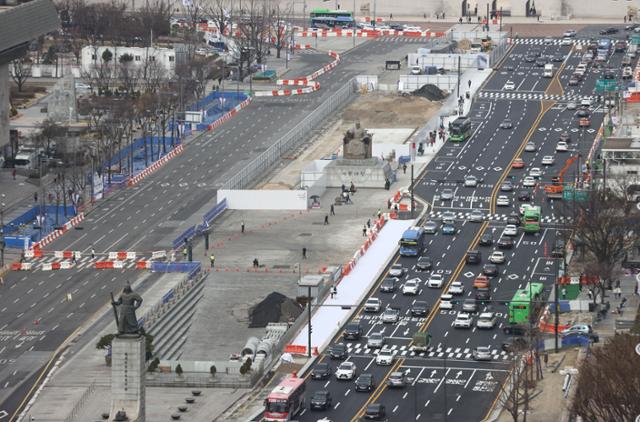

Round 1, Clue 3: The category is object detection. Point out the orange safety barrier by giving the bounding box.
[399,203,409,211]
[135,261,149,269]
[117,251,127,260]
[389,212,398,219]
[62,251,73,259]
[95,261,114,269]
[284,345,307,354]
[11,263,21,270]
[51,262,61,270]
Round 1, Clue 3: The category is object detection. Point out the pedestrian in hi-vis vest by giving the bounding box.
[210,254,215,268]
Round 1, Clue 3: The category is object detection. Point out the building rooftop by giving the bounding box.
[0,0,59,63]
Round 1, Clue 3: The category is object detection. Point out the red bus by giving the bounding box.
[263,374,306,421]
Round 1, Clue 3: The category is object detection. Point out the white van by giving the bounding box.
[543,64,554,78]
[410,65,422,75]
[13,149,37,170]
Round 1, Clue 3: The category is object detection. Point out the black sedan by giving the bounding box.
[497,236,514,249]
[311,362,331,380]
[535,58,547,67]
[310,390,332,410]
[518,190,531,201]
[355,373,376,392]
[599,27,619,35]
[329,343,347,359]
[479,233,493,246]
[524,55,536,63]
[411,300,429,317]
[482,263,499,277]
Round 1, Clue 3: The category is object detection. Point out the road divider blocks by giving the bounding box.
[127,144,185,186]
[31,212,85,251]
[207,97,253,131]
[11,262,33,271]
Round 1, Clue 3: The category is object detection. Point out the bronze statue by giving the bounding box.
[343,121,372,160]
[111,284,143,335]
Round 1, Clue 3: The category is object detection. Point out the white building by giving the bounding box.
[80,45,177,77]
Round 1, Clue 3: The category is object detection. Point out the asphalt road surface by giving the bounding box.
[265,35,630,422]
[0,37,446,420]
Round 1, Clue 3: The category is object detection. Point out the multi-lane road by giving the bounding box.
[0,37,445,419]
[292,33,629,422]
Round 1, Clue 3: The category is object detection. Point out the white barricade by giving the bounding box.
[113,261,124,269]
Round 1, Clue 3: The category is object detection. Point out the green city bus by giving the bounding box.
[523,206,541,233]
[448,117,472,142]
[508,282,544,324]
[310,8,354,28]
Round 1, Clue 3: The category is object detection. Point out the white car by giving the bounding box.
[364,298,382,313]
[411,65,422,75]
[519,203,533,215]
[529,167,542,178]
[464,175,479,187]
[561,37,573,46]
[504,81,515,90]
[522,176,536,187]
[402,278,420,295]
[489,251,506,264]
[503,225,518,237]
[375,348,394,365]
[440,293,454,309]
[381,308,400,323]
[566,102,577,110]
[335,361,357,380]
[556,141,569,152]
[448,281,465,295]
[623,66,634,79]
[496,195,510,207]
[389,264,407,277]
[427,274,444,288]
[453,312,473,328]
[563,30,576,37]
[476,312,497,329]
[544,37,554,45]
[542,156,555,165]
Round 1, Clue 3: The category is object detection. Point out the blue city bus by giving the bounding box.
[399,226,425,256]
[597,38,612,55]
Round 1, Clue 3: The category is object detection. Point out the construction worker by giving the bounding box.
[210,254,215,268]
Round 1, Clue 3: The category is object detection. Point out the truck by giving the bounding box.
[410,332,431,352]
[543,63,554,78]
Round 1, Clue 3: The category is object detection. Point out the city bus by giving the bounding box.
[508,282,545,324]
[448,117,472,142]
[399,226,425,256]
[263,374,306,421]
[310,8,354,28]
[523,206,541,233]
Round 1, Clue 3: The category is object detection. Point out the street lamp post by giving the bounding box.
[1,194,5,268]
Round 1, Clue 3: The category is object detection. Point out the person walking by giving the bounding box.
[561,287,567,300]
[302,247,307,259]
[91,248,95,259]
[209,254,215,268]
[182,247,188,260]
[376,209,382,218]
[324,215,329,225]
[330,285,337,299]
[241,220,245,233]
[363,225,367,237]
[367,219,371,229]
[403,163,407,174]
[253,258,259,268]
[34,192,38,203]
[12,169,16,180]
[330,204,335,216]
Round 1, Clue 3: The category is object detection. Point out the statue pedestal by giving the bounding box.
[110,334,145,422]
[324,158,392,189]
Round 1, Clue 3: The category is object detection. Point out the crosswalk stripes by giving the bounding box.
[377,36,429,43]
[511,38,590,46]
[478,91,593,103]
[343,342,513,361]
[428,210,570,224]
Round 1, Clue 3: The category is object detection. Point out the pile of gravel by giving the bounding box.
[412,84,448,101]
[249,292,303,328]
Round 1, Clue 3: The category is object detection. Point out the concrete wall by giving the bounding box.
[218,189,308,210]
[0,63,8,156]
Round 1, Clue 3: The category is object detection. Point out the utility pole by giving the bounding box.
[499,6,503,31]
[306,271,312,358]
[456,56,461,103]
[0,194,5,268]
[410,163,415,218]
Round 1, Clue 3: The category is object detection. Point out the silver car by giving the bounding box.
[367,332,386,348]
[469,209,484,223]
[381,308,400,323]
[440,189,454,200]
[424,220,438,234]
[473,346,493,361]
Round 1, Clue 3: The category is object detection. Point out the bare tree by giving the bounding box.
[11,57,33,92]
[37,119,66,154]
[204,0,232,37]
[571,334,640,421]
[271,0,293,59]
[118,53,138,96]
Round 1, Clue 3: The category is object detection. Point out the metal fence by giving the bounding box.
[220,79,356,190]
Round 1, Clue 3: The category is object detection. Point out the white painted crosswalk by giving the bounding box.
[479,91,594,102]
[511,38,590,46]
[344,342,513,361]
[428,210,570,224]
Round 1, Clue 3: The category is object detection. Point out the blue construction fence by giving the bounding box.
[2,205,77,248]
[193,92,249,131]
[172,225,196,250]
[150,261,201,277]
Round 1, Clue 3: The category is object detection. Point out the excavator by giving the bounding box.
[543,155,579,201]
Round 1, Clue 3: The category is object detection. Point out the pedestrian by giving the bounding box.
[390,13,393,19]
[324,215,329,225]
[12,169,16,180]
[34,192,38,203]
[182,247,188,260]
[624,15,627,23]
[253,258,259,268]
[346,194,352,204]
[561,287,567,300]
[367,219,371,229]
[210,254,215,267]
[387,198,392,209]
[331,285,337,298]
[614,286,622,299]
[537,14,540,22]
[588,289,593,301]
[341,183,346,192]
[330,204,335,216]
[241,220,245,233]
[350,181,356,194]
[403,163,407,174]
[376,208,382,218]
[615,279,621,288]
[91,248,95,259]
[384,178,390,190]
[330,286,335,299]
[302,247,307,259]
[363,225,367,237]
[72,253,77,264]
[543,352,548,367]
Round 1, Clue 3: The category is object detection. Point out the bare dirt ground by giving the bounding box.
[496,348,579,422]
[260,93,440,189]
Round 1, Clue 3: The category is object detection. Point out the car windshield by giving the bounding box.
[371,333,382,340]
[266,399,289,412]
[315,363,328,371]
